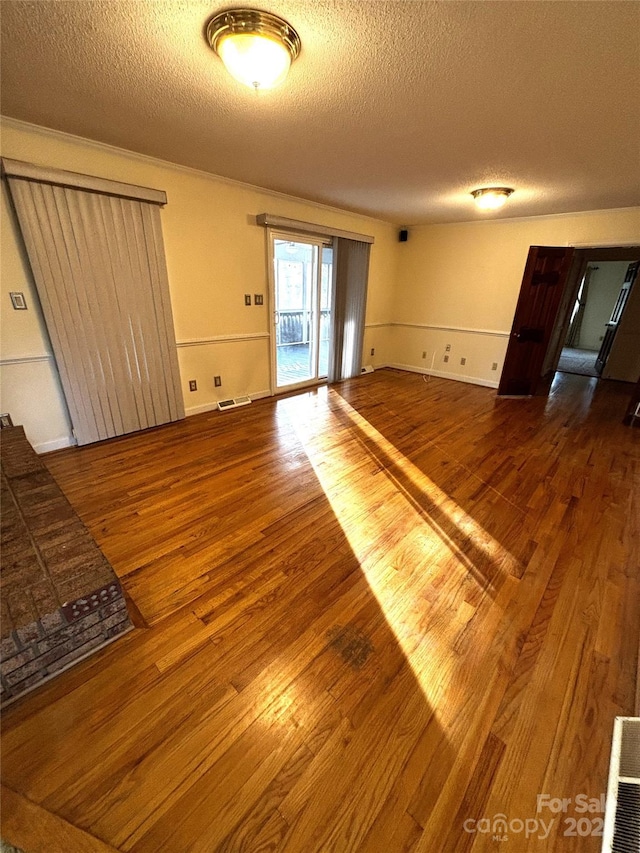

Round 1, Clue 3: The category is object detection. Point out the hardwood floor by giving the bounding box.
[1,369,638,852]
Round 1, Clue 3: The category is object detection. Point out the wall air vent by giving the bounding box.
[217,396,252,412]
[361,365,375,375]
[602,717,640,852]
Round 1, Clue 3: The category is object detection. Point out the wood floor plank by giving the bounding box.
[2,369,637,852]
[0,784,120,853]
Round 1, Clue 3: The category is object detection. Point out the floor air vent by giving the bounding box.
[603,717,640,852]
[217,396,252,412]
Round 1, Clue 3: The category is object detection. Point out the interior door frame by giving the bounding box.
[267,228,332,395]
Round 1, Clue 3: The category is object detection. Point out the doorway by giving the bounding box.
[499,245,640,400]
[557,261,633,378]
[269,233,333,392]
[543,248,640,387]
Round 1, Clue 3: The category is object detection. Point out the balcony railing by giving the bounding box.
[277,309,331,345]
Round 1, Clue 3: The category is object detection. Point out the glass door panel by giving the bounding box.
[272,236,331,391]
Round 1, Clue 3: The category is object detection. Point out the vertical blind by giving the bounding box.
[3,159,184,445]
[328,237,371,382]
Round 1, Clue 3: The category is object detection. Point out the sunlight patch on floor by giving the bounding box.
[280,388,517,703]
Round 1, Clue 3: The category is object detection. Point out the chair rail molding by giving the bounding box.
[176,333,270,348]
[392,322,510,337]
[0,353,53,365]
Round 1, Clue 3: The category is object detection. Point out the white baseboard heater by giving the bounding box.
[602,716,640,852]
[217,396,252,412]
[361,365,375,375]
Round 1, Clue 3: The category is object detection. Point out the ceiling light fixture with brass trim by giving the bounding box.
[206,8,301,91]
[471,187,515,210]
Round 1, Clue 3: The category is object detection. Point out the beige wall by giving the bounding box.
[578,261,628,351]
[0,119,397,450]
[391,210,640,386]
[2,118,639,450]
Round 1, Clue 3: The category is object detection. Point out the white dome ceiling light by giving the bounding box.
[471,187,515,210]
[206,8,301,91]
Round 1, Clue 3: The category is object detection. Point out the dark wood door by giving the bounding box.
[498,246,575,395]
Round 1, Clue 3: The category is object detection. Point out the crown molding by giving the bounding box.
[406,204,640,230]
[0,116,394,228]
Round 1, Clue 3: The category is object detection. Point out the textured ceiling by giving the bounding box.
[1,1,639,224]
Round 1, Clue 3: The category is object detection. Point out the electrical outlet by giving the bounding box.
[214,376,222,387]
[445,344,451,352]
[492,362,498,371]
[254,294,264,306]
[0,413,13,428]
[370,347,375,356]
[244,294,251,306]
[189,380,197,392]
[460,358,466,366]
[443,354,449,363]
[422,351,427,359]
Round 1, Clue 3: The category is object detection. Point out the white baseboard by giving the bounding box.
[185,389,272,417]
[384,362,499,389]
[34,435,76,454]
[184,401,220,417]
[250,389,272,402]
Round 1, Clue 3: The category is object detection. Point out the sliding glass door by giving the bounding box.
[270,233,333,391]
